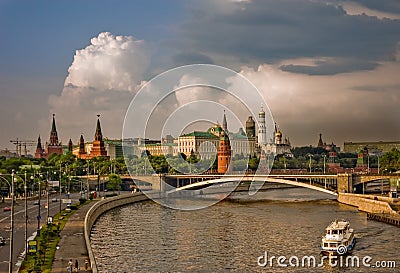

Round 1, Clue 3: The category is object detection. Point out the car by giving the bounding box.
[3,207,11,212]
[33,200,39,205]
[51,198,58,202]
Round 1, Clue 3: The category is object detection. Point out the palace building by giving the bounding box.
[178,112,257,160]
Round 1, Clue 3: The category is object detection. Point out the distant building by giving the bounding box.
[0,149,17,158]
[316,133,340,152]
[317,133,324,148]
[344,141,400,155]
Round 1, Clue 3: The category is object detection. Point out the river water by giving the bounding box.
[90,188,400,272]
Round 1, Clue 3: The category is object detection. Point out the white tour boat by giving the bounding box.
[320,219,356,255]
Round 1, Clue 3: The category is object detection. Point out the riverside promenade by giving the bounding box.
[52,201,97,273]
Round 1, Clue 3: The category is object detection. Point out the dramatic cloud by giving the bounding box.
[64,32,149,91]
[179,0,400,73]
[46,32,150,143]
[236,56,400,146]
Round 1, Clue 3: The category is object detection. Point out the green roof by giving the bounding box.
[180,131,218,138]
[145,143,177,147]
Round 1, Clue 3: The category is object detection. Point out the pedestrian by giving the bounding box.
[84,258,89,271]
[75,259,79,272]
[68,259,73,272]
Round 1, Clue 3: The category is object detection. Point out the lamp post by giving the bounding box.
[59,162,62,214]
[322,154,326,174]
[37,175,41,235]
[86,163,89,199]
[307,154,313,173]
[23,171,27,258]
[9,170,15,273]
[42,172,49,223]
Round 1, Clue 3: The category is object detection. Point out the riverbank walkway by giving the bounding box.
[52,201,97,273]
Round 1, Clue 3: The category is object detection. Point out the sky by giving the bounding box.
[1,0,400,152]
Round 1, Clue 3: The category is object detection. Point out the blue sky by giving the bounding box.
[1,0,400,151]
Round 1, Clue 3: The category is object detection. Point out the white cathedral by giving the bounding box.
[257,106,292,156]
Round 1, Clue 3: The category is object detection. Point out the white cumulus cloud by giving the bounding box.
[46,32,150,143]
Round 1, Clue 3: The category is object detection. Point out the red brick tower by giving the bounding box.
[90,115,108,157]
[46,114,63,156]
[217,130,232,174]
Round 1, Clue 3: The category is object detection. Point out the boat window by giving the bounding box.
[326,230,330,235]
[331,243,337,247]
[324,243,328,247]
[332,230,338,234]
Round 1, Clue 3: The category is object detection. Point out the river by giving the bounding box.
[90,188,399,272]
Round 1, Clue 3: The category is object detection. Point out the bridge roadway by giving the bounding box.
[166,175,339,196]
[79,173,400,195]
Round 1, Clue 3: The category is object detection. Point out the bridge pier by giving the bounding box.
[337,174,353,193]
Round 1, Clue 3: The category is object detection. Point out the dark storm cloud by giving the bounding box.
[348,0,400,14]
[181,0,400,72]
[351,83,400,92]
[280,59,379,75]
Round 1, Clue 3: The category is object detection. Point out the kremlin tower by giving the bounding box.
[34,114,63,158]
[217,130,232,174]
[46,114,63,156]
[90,115,108,157]
[34,135,45,159]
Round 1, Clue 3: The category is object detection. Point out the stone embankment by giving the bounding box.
[338,193,400,227]
[338,193,398,214]
[84,192,161,273]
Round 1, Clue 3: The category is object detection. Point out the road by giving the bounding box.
[0,193,80,273]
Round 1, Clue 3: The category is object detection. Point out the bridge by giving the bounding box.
[130,173,400,195]
[77,173,400,197]
[167,175,338,196]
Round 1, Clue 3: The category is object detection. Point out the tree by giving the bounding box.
[107,174,122,193]
[380,148,400,172]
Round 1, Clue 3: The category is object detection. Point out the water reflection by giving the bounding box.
[91,188,399,272]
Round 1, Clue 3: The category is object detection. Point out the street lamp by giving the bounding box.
[322,154,326,174]
[31,173,41,235]
[46,171,50,222]
[306,154,313,173]
[9,170,15,273]
[13,171,28,258]
[59,162,62,214]
[0,170,16,273]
